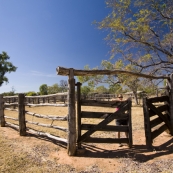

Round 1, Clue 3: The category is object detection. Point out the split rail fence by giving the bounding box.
[0,93,68,144]
[3,92,67,104]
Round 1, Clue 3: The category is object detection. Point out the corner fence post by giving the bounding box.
[18,93,26,136]
[0,95,5,127]
[169,74,173,135]
[67,68,76,156]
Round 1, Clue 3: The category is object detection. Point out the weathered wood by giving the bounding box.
[147,95,169,103]
[6,122,19,130]
[27,128,68,143]
[4,103,18,107]
[152,124,167,140]
[25,120,68,132]
[143,97,152,149]
[5,108,18,112]
[25,92,67,99]
[3,95,18,99]
[25,111,67,121]
[81,124,129,132]
[127,100,133,148]
[149,104,169,117]
[26,103,67,107]
[169,73,173,135]
[0,95,5,127]
[81,111,128,119]
[147,100,171,131]
[79,102,129,142]
[18,94,26,136]
[76,82,82,148]
[67,68,76,156]
[83,137,129,143]
[81,99,128,107]
[4,116,18,121]
[150,116,163,128]
[56,66,168,79]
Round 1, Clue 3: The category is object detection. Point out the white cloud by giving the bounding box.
[31,70,57,78]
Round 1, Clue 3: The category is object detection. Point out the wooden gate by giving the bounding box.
[143,75,173,149]
[143,96,172,149]
[76,82,133,148]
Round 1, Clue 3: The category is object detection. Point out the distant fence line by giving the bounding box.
[0,94,68,144]
[3,92,68,104]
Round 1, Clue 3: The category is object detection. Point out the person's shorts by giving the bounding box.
[116,119,128,125]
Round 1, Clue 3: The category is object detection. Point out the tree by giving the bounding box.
[0,52,17,86]
[95,85,108,93]
[48,83,60,94]
[96,0,173,76]
[39,84,48,95]
[26,91,37,96]
[59,80,68,92]
[81,86,92,97]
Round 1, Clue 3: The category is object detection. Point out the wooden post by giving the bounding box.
[76,82,82,149]
[128,100,133,148]
[169,74,173,135]
[0,95,5,127]
[67,68,76,156]
[18,94,26,136]
[143,97,152,149]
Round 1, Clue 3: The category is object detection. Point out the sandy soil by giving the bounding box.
[1,106,173,172]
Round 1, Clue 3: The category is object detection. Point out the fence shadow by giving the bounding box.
[78,138,173,163]
[5,125,67,149]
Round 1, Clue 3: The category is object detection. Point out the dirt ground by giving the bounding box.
[1,106,173,172]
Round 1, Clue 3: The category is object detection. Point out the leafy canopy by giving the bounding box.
[96,0,173,76]
[0,52,17,86]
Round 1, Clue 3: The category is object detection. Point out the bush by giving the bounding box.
[26,91,37,96]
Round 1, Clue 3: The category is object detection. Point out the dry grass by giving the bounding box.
[5,104,173,172]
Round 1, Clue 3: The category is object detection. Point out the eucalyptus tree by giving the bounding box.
[0,52,17,86]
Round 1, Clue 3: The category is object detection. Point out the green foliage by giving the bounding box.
[95,85,108,93]
[109,83,122,94]
[48,83,60,94]
[96,0,173,76]
[39,84,48,95]
[0,52,17,86]
[2,91,15,96]
[81,86,92,96]
[26,91,37,96]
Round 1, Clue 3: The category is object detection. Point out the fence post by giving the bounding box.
[0,95,5,127]
[76,82,82,149]
[67,68,76,156]
[128,99,133,148]
[18,93,26,136]
[143,97,152,149]
[169,74,173,135]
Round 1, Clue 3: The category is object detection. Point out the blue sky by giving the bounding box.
[0,0,112,93]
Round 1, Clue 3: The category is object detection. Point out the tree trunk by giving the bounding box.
[133,91,139,105]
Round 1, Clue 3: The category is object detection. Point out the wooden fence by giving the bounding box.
[76,82,133,148]
[143,74,173,149]
[0,94,68,144]
[143,96,171,148]
[3,92,68,104]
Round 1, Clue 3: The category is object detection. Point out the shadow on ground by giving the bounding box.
[77,137,173,163]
